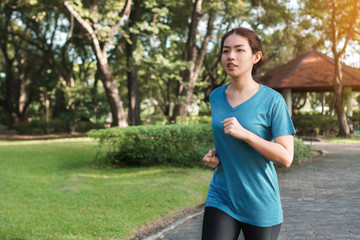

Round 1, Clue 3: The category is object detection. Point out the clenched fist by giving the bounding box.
[222,117,249,140]
[203,149,220,169]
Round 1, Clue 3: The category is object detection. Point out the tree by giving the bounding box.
[126,0,142,126]
[64,0,130,127]
[1,0,319,129]
[170,0,216,122]
[301,0,360,137]
[0,1,102,127]
[0,2,44,126]
[330,0,359,137]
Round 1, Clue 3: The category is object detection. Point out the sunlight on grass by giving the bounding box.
[76,168,171,179]
[0,139,213,240]
[322,134,360,144]
[0,137,94,145]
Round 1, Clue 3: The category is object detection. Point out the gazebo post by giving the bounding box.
[321,93,325,115]
[283,89,292,117]
[346,87,353,117]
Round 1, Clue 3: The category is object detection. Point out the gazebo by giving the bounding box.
[259,50,360,116]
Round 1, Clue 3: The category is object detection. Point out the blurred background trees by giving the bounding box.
[0,0,359,136]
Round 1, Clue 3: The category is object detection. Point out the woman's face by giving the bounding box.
[221,33,260,79]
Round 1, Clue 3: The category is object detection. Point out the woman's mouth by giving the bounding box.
[227,63,237,70]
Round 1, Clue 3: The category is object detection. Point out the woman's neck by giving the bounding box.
[229,76,258,93]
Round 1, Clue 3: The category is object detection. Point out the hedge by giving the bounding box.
[292,115,339,136]
[293,137,313,165]
[13,120,104,134]
[88,124,313,168]
[13,120,69,134]
[88,124,214,167]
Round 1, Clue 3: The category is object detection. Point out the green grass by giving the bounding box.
[0,138,213,240]
[322,134,360,144]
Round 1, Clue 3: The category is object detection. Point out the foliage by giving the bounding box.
[292,114,339,136]
[300,0,359,46]
[0,111,11,125]
[3,0,354,131]
[13,120,103,134]
[325,88,353,114]
[89,123,316,168]
[13,120,67,134]
[299,0,359,137]
[88,124,214,167]
[62,81,110,123]
[292,137,314,165]
[176,115,212,125]
[350,109,360,122]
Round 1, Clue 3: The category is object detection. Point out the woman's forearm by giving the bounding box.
[222,117,294,167]
[243,130,294,167]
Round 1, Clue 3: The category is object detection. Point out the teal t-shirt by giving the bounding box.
[205,84,296,227]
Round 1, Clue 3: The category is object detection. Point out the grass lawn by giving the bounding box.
[0,138,213,240]
[322,134,360,144]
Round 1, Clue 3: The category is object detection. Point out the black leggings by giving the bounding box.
[201,207,281,240]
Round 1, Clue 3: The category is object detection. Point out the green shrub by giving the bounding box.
[0,111,11,125]
[13,120,48,134]
[293,137,313,163]
[75,121,104,133]
[176,115,212,125]
[350,109,360,122]
[12,120,103,134]
[13,120,68,134]
[88,124,214,167]
[47,119,69,133]
[142,115,169,125]
[292,115,338,136]
[89,124,314,168]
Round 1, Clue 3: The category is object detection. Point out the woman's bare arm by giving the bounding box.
[222,117,294,167]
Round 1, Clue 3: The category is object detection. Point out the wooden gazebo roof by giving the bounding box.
[259,50,360,92]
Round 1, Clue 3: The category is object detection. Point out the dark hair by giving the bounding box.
[221,27,265,76]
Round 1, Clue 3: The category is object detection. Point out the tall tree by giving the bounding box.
[330,0,359,137]
[0,2,43,126]
[126,0,142,126]
[64,0,130,127]
[170,0,216,122]
[301,0,360,137]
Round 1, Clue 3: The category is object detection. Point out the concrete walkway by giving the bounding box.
[151,142,360,240]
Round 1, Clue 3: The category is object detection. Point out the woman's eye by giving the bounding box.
[237,49,244,52]
[223,50,229,53]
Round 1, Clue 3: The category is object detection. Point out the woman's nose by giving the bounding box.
[227,50,235,59]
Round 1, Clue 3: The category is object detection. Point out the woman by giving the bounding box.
[202,27,295,240]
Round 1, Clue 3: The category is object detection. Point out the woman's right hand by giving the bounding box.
[203,149,220,169]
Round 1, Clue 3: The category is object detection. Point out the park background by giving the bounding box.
[0,0,359,239]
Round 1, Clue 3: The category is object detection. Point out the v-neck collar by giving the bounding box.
[223,83,263,112]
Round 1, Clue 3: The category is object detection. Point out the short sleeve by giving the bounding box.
[271,96,296,139]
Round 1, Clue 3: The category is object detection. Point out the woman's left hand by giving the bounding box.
[222,117,249,140]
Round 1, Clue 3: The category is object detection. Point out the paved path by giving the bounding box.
[153,142,360,240]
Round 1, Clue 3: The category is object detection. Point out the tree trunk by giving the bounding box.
[170,0,202,122]
[330,0,356,138]
[0,43,34,125]
[333,56,350,137]
[97,61,128,127]
[184,9,216,112]
[126,0,141,126]
[17,49,28,121]
[64,0,128,127]
[0,41,17,126]
[170,1,215,122]
[4,56,14,119]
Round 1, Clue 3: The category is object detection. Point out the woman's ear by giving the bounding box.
[253,51,263,64]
